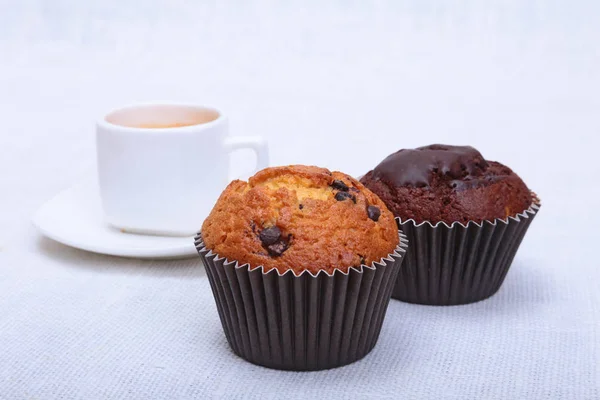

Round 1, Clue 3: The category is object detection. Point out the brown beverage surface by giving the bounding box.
[135,121,203,129]
[108,109,220,128]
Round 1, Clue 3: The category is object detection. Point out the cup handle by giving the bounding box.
[224,136,269,179]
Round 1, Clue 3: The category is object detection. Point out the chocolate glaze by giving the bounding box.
[372,144,489,189]
[361,144,533,224]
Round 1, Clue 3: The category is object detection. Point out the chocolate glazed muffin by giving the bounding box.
[196,165,408,370]
[361,144,540,305]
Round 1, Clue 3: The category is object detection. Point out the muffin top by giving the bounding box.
[201,165,399,275]
[360,144,533,225]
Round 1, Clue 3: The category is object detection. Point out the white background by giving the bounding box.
[1,1,599,399]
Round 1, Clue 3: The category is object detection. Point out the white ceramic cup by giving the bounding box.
[96,103,269,236]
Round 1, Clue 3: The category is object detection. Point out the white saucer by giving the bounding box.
[32,179,198,259]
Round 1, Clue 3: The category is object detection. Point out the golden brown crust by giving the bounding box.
[201,165,399,275]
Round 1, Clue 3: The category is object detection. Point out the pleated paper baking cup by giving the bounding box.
[394,195,540,306]
[195,232,408,371]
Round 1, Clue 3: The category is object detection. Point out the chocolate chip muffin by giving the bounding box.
[360,144,533,225]
[202,165,399,275]
[196,165,408,370]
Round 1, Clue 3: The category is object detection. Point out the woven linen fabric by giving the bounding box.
[1,237,598,399]
[1,1,599,398]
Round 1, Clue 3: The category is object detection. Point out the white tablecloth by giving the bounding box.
[1,1,599,399]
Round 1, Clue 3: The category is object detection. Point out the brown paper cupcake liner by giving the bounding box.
[393,194,540,306]
[195,232,408,371]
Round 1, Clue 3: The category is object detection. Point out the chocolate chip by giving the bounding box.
[259,226,281,245]
[367,205,381,221]
[331,179,349,192]
[335,191,356,203]
[267,240,289,257]
[299,204,304,210]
